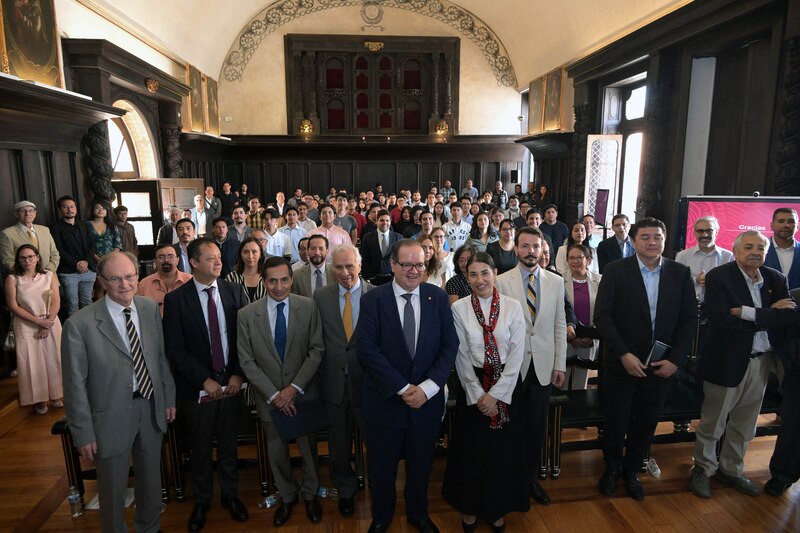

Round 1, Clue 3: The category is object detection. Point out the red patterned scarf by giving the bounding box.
[470,288,509,429]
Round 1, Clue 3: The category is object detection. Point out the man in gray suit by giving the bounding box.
[313,243,373,517]
[62,251,176,533]
[292,234,335,297]
[238,256,325,527]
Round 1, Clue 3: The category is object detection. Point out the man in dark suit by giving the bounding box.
[238,257,325,527]
[357,239,458,533]
[62,252,176,533]
[596,213,633,274]
[211,217,239,279]
[764,208,800,290]
[313,243,374,517]
[690,230,797,499]
[174,218,195,273]
[361,209,401,281]
[594,217,696,501]
[163,238,249,532]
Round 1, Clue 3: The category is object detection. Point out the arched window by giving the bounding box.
[110,100,159,178]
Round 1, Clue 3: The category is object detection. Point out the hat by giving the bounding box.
[14,201,36,211]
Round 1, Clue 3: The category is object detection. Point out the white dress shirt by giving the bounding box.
[391,281,439,399]
[193,279,229,365]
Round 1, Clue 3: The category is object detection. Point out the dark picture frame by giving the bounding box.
[206,76,219,136]
[529,76,544,134]
[544,67,563,131]
[187,64,204,132]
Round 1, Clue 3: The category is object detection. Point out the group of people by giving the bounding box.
[1,180,799,533]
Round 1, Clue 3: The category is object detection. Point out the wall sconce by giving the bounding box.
[299,119,314,135]
[434,120,449,135]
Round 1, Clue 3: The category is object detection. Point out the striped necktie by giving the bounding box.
[527,273,537,323]
[28,228,38,249]
[123,307,153,399]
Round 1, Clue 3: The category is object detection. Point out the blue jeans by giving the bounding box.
[59,271,96,316]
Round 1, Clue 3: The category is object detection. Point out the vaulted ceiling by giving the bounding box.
[82,0,691,89]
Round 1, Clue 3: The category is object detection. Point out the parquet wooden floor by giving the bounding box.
[0,376,798,532]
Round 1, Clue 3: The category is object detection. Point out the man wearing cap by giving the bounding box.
[0,200,60,272]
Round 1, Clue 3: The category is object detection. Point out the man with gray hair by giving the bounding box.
[690,230,797,499]
[313,243,374,517]
[0,200,60,271]
[676,216,734,302]
[157,205,182,245]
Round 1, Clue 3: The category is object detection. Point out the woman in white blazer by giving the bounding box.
[555,221,599,277]
[562,243,602,390]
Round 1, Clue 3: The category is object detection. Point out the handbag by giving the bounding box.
[3,323,14,352]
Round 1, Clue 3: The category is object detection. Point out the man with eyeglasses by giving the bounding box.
[357,239,458,533]
[137,243,193,316]
[676,216,734,303]
[62,251,176,533]
[0,200,59,272]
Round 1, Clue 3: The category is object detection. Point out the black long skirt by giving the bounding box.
[442,368,530,523]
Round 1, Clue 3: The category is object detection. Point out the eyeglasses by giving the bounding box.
[156,254,177,260]
[398,263,426,272]
[101,274,138,285]
[694,228,714,234]
[19,254,38,261]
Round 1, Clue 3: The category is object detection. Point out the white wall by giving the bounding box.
[218,5,521,135]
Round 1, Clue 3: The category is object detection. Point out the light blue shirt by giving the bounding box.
[518,263,541,305]
[617,237,633,258]
[637,255,662,337]
[264,296,304,398]
[279,224,308,262]
[338,279,362,327]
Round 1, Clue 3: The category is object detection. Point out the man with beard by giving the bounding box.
[228,206,252,243]
[496,227,566,507]
[765,208,800,290]
[292,234,335,298]
[676,216,734,303]
[137,243,193,315]
[52,195,96,316]
[174,219,196,273]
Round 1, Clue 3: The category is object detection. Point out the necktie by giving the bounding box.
[275,302,287,361]
[204,287,225,372]
[621,241,629,258]
[28,229,38,249]
[343,291,353,341]
[401,293,416,359]
[123,307,153,399]
[527,273,537,323]
[380,232,387,256]
[315,269,324,292]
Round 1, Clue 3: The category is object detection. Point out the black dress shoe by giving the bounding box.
[624,472,645,501]
[490,523,506,533]
[764,478,791,497]
[530,479,551,504]
[599,467,621,496]
[461,519,478,532]
[368,521,390,533]
[187,504,209,533]
[338,496,355,517]
[407,517,440,533]
[221,495,249,522]
[273,499,297,527]
[304,496,323,523]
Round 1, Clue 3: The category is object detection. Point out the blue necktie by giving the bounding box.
[275,302,287,361]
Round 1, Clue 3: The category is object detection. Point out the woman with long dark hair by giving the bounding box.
[486,219,518,274]
[393,205,414,236]
[466,211,498,253]
[446,244,476,305]
[87,199,121,262]
[443,252,528,532]
[225,236,267,302]
[555,221,599,276]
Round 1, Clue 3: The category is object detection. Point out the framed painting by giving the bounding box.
[206,76,219,136]
[544,67,564,131]
[528,76,544,135]
[186,64,204,132]
[0,0,63,87]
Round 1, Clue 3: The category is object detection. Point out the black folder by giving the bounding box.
[575,322,602,340]
[269,398,330,443]
[645,341,672,366]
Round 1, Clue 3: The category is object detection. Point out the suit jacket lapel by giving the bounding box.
[186,285,211,351]
[626,258,651,323]
[95,297,135,358]
[382,286,410,358]
[254,301,282,364]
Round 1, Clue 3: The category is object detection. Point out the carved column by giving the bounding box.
[82,121,116,202]
[569,102,594,206]
[638,53,673,221]
[774,37,800,195]
[162,127,183,178]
